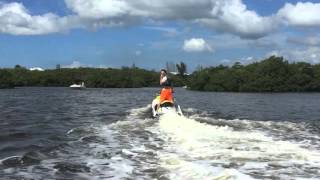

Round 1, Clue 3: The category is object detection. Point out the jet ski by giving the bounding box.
[151,96,183,118]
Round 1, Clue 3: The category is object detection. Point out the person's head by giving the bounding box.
[160,69,167,76]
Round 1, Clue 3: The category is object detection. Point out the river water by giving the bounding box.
[0,87,320,179]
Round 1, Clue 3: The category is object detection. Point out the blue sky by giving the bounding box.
[0,0,320,71]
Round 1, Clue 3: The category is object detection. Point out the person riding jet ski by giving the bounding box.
[158,69,174,108]
[152,69,182,117]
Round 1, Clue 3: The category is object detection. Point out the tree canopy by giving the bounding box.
[188,56,320,92]
[0,67,187,89]
[2,56,320,92]
[176,62,187,76]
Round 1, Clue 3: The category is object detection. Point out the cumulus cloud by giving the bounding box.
[278,2,320,27]
[266,47,320,64]
[2,0,320,39]
[65,0,129,19]
[198,0,277,39]
[65,0,211,20]
[286,47,320,63]
[183,38,213,52]
[0,0,279,38]
[0,2,81,35]
[0,2,58,35]
[64,0,276,38]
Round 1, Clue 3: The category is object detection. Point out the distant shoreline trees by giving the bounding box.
[176,62,187,76]
[0,69,15,89]
[0,66,186,89]
[1,56,320,92]
[188,56,320,92]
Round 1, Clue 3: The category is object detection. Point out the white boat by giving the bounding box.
[70,82,86,89]
[151,96,183,118]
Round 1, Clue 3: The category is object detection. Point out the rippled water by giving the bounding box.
[0,87,320,179]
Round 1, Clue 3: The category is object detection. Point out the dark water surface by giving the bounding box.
[1,87,320,179]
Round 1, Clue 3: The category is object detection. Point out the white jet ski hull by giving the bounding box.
[151,98,182,118]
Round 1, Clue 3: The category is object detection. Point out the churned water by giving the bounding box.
[0,87,320,179]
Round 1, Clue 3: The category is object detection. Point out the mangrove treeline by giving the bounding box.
[188,56,320,92]
[1,56,320,92]
[0,66,187,89]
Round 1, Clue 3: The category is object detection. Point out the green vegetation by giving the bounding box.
[188,56,320,92]
[0,69,15,88]
[176,62,187,76]
[0,66,186,89]
[2,56,320,92]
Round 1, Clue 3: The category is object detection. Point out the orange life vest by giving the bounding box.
[159,87,173,104]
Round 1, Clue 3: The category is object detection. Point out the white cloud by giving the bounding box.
[266,47,320,64]
[262,32,320,64]
[65,0,129,19]
[0,2,79,35]
[64,0,276,38]
[0,0,277,38]
[286,47,320,64]
[183,38,213,52]
[2,0,320,40]
[62,61,84,68]
[241,56,256,64]
[62,61,111,68]
[278,2,320,27]
[245,56,253,61]
[198,0,277,39]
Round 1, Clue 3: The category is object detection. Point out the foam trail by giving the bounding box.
[77,106,159,179]
[155,111,320,179]
[50,106,320,179]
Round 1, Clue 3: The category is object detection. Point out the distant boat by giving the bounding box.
[182,85,188,89]
[70,82,86,89]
